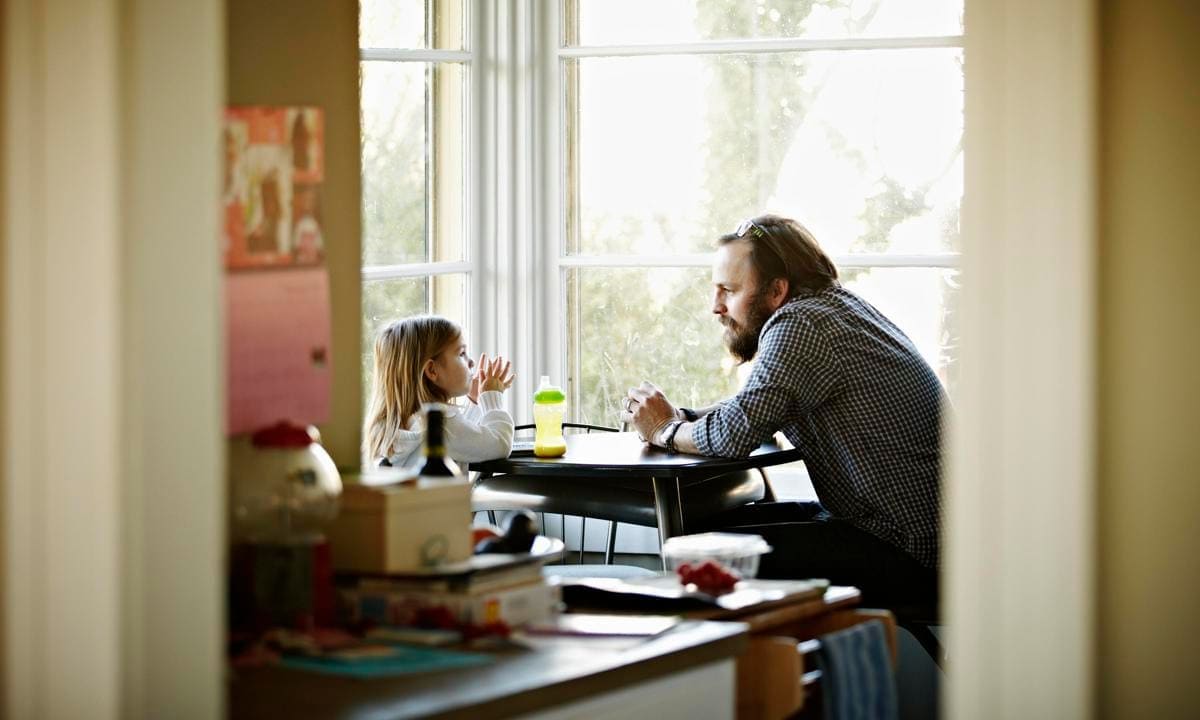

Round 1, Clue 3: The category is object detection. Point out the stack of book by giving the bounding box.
[337,552,560,631]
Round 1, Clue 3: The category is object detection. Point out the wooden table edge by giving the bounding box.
[229,620,750,720]
[426,621,749,720]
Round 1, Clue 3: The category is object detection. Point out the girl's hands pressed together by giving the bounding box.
[475,353,515,395]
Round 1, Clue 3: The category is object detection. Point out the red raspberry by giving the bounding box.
[680,559,740,593]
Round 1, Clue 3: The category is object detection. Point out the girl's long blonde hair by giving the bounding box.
[363,316,462,462]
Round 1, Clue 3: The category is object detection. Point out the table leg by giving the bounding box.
[651,475,686,558]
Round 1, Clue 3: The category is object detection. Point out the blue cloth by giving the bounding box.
[816,620,898,720]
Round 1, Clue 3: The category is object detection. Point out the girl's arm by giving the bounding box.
[461,398,483,423]
[443,390,514,464]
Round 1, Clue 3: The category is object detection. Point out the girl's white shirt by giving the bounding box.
[382,390,514,472]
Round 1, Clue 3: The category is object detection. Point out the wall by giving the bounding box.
[226,0,362,467]
[0,0,8,700]
[1098,0,1200,715]
[946,0,1097,714]
[3,0,223,716]
[119,1,225,715]
[4,1,125,714]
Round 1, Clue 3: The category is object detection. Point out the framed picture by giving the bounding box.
[223,106,325,270]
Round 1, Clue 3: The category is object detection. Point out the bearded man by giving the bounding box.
[622,214,945,607]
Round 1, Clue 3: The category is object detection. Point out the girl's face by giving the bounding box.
[425,335,474,399]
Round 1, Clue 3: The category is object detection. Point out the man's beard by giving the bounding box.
[721,289,775,363]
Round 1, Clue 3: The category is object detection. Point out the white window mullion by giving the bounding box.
[362,260,473,281]
[360,48,471,62]
[479,0,551,424]
[556,253,960,269]
[478,0,541,423]
[471,0,496,361]
[514,0,536,420]
[834,254,960,269]
[498,0,516,369]
[558,34,962,59]
[532,0,562,413]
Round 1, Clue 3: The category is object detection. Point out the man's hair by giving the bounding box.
[717,214,838,296]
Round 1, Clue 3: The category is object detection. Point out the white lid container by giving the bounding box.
[660,532,773,578]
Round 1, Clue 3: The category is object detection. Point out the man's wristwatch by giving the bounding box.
[662,420,685,454]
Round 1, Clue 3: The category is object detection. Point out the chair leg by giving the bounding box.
[900,621,945,670]
[604,521,617,565]
[758,468,777,502]
[578,517,587,564]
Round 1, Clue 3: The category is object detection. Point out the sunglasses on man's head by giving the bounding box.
[735,219,768,239]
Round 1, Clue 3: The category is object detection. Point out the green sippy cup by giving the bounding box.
[532,375,567,458]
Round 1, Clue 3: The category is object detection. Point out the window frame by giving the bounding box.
[359,0,965,424]
[540,2,965,414]
[358,0,476,383]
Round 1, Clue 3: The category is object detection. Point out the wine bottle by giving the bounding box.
[419,404,462,478]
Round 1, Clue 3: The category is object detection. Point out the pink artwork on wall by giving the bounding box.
[224,267,332,435]
[222,106,331,435]
[223,106,325,270]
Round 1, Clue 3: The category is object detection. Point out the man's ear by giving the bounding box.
[768,277,790,309]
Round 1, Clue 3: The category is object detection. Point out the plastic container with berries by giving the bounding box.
[661,532,772,579]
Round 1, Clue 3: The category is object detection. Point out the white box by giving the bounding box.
[326,476,472,573]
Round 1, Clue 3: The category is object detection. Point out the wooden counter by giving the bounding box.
[229,620,748,719]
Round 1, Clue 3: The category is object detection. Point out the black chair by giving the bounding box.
[472,423,775,565]
[891,606,944,670]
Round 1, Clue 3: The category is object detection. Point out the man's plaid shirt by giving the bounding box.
[692,286,945,569]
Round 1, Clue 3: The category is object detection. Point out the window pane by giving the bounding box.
[360,0,424,49]
[361,61,425,265]
[840,266,959,391]
[360,0,466,50]
[361,61,466,266]
[570,0,962,47]
[361,273,469,408]
[363,276,426,365]
[566,267,741,427]
[567,266,958,427]
[430,273,468,330]
[568,48,962,257]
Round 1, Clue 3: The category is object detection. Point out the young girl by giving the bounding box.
[364,316,515,470]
